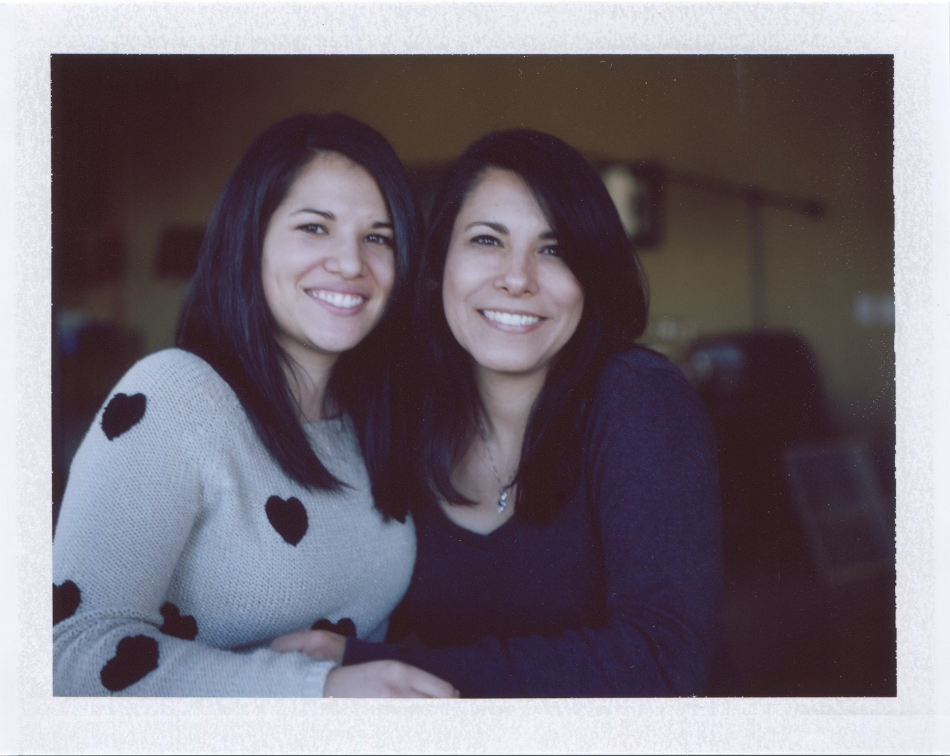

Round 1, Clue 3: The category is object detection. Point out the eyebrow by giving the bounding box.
[465,221,557,240]
[291,208,335,220]
[290,209,393,229]
[465,221,508,234]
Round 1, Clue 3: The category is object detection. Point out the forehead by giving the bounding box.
[458,168,549,223]
[284,152,386,206]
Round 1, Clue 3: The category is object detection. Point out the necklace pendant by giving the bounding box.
[497,489,509,514]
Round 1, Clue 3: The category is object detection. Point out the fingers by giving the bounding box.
[270,631,306,652]
[399,665,460,699]
[270,631,314,653]
[323,661,460,698]
[273,639,460,697]
[270,630,346,662]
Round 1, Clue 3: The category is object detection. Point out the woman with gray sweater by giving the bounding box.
[53,114,455,698]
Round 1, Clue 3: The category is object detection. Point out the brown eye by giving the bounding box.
[366,234,394,247]
[298,223,327,235]
[471,235,501,246]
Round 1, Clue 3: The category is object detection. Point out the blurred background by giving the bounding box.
[52,54,895,697]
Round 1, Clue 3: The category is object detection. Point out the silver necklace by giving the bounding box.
[478,420,514,514]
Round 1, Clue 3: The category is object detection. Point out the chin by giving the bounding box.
[472,351,548,377]
[306,328,374,355]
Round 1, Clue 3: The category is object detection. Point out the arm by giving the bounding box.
[53,352,338,696]
[340,355,723,697]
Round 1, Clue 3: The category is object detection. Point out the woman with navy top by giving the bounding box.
[272,128,723,697]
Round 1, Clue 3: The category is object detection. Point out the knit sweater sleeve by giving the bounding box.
[53,351,334,696]
[345,352,723,697]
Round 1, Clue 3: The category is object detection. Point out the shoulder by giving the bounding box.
[115,349,235,402]
[582,348,720,523]
[119,347,223,384]
[103,349,243,434]
[596,346,696,403]
[606,345,681,373]
[588,346,713,443]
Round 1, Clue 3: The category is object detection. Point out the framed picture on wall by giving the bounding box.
[783,439,894,584]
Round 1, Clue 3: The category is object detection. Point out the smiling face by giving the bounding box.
[261,152,396,375]
[442,168,584,382]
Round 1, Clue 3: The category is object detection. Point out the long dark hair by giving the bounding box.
[176,113,421,521]
[414,129,648,522]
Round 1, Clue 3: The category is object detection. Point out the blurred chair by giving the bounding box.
[783,437,894,584]
[689,331,895,697]
[685,331,832,573]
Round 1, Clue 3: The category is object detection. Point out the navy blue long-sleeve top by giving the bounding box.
[344,347,723,697]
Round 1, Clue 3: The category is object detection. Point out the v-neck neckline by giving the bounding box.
[432,500,519,542]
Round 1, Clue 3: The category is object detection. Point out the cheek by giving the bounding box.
[441,278,461,333]
[553,275,585,334]
[441,275,475,351]
[568,288,585,322]
[372,252,397,299]
[566,297,584,341]
[441,254,466,321]
[260,250,282,313]
[261,233,298,287]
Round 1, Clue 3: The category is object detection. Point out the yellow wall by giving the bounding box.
[55,55,894,432]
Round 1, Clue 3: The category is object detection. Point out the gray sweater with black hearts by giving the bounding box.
[53,348,416,696]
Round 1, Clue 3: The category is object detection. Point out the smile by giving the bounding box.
[307,289,367,310]
[480,309,542,328]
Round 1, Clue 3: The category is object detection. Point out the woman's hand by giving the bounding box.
[271,631,458,697]
[324,660,459,698]
[271,629,346,663]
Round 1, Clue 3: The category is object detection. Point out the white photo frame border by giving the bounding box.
[5,3,948,753]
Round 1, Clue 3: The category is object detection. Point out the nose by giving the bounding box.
[495,247,538,296]
[323,232,365,279]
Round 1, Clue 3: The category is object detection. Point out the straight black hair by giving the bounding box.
[413,129,648,522]
[176,113,421,521]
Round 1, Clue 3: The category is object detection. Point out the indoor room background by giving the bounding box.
[52,54,896,697]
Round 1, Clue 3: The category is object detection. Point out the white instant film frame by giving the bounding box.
[2,4,948,753]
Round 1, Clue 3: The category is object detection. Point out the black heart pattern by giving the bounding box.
[100,635,159,692]
[101,393,147,441]
[265,495,308,546]
[159,602,198,640]
[311,617,357,637]
[53,580,81,625]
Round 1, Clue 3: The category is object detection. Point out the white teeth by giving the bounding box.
[312,290,365,308]
[483,310,541,327]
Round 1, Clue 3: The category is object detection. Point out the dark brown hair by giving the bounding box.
[412,129,648,522]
